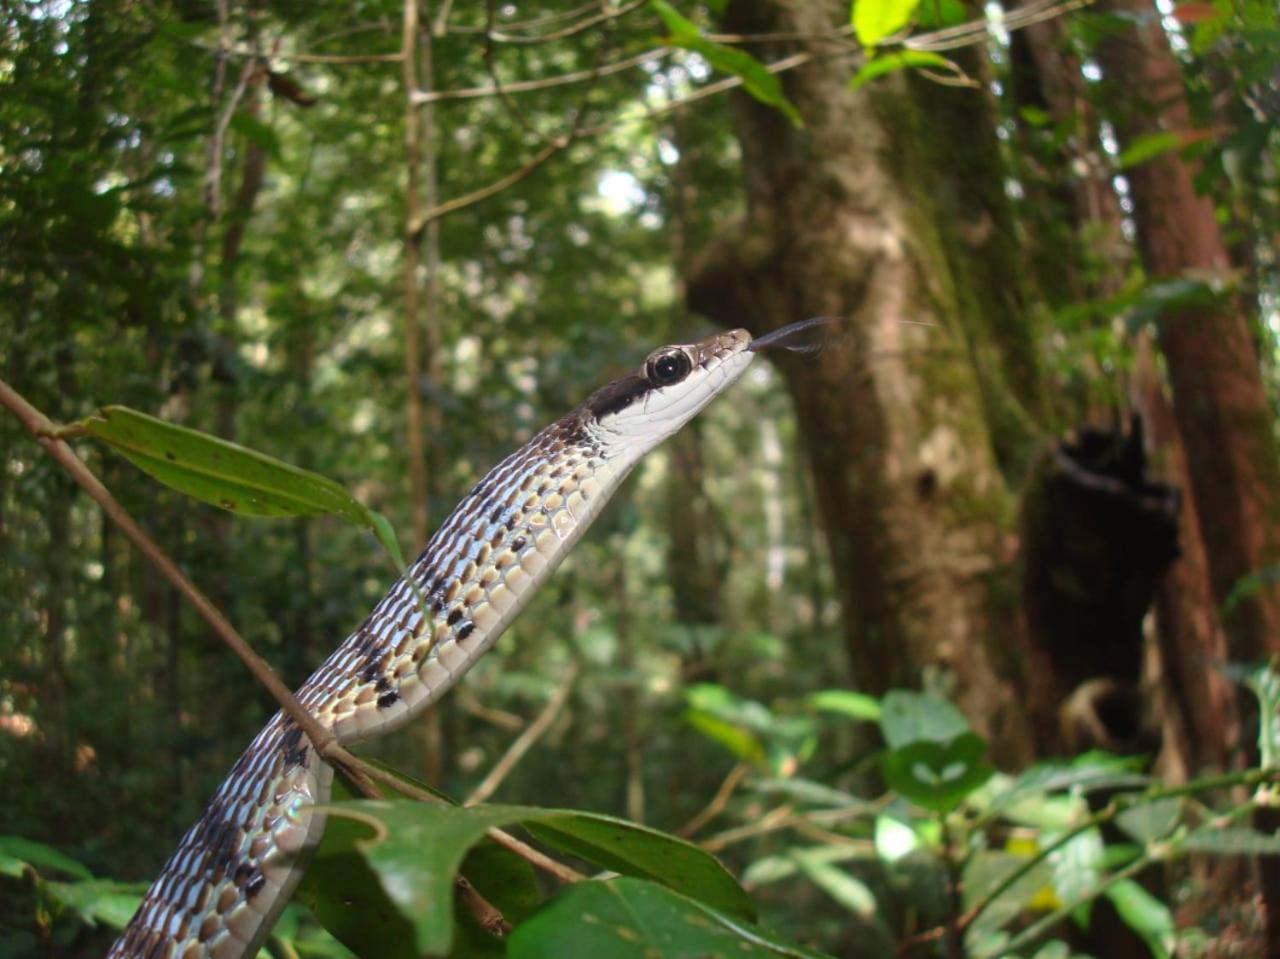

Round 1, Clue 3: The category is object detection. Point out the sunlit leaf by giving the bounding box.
[507,877,831,959]
[790,853,878,918]
[851,0,924,47]
[874,815,919,863]
[651,0,802,126]
[808,689,882,722]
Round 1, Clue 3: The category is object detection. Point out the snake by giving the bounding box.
[107,319,823,959]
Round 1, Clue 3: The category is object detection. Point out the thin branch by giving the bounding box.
[456,688,525,731]
[0,379,339,773]
[1,379,587,893]
[466,663,579,806]
[678,763,748,837]
[483,0,647,44]
[455,875,511,936]
[411,47,667,104]
[408,134,570,233]
[350,754,587,885]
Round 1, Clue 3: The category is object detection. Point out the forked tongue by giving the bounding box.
[747,317,835,356]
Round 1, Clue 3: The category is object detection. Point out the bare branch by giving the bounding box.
[412,48,667,104]
[677,763,748,837]
[466,663,579,806]
[0,379,341,777]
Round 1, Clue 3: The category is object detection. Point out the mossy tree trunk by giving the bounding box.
[688,0,1038,764]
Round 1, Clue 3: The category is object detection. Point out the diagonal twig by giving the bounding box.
[466,662,580,806]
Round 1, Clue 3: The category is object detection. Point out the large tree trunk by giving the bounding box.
[1094,0,1280,662]
[688,0,1034,765]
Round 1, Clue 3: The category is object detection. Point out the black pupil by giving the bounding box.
[655,355,681,381]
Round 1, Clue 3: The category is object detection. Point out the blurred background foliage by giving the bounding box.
[2,0,1280,956]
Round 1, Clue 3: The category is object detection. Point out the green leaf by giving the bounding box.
[1047,828,1104,917]
[299,801,752,957]
[1182,826,1280,856]
[650,1,802,126]
[808,689,882,722]
[44,880,147,928]
[1242,662,1280,769]
[1115,131,1183,169]
[1103,879,1174,958]
[880,732,993,812]
[742,846,870,887]
[849,50,954,90]
[879,690,971,748]
[0,837,93,881]
[1116,798,1181,844]
[852,0,924,47]
[507,877,832,959]
[684,707,766,762]
[874,815,920,863]
[790,853,878,918]
[228,110,282,160]
[80,406,407,569]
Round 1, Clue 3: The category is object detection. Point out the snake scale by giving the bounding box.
[108,321,818,959]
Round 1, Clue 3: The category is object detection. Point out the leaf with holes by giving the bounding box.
[881,732,993,812]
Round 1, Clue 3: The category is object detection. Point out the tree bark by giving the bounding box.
[1094,0,1280,662]
[689,0,1034,765]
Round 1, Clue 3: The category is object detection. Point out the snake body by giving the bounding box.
[109,328,759,959]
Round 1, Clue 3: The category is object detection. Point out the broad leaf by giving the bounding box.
[80,406,407,568]
[852,0,924,47]
[1116,798,1181,844]
[879,689,970,748]
[44,880,147,928]
[299,801,752,957]
[881,732,993,812]
[507,877,831,959]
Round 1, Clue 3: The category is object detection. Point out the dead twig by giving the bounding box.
[466,662,580,806]
[678,763,748,837]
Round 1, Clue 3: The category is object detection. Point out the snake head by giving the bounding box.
[580,328,754,456]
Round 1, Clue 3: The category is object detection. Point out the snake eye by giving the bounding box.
[646,349,692,386]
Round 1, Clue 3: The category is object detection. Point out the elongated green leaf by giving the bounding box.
[808,689,881,722]
[650,0,802,126]
[1182,826,1280,856]
[852,0,924,47]
[80,406,407,568]
[507,877,831,959]
[1116,798,1181,844]
[45,880,147,928]
[1115,131,1182,169]
[299,801,752,957]
[849,50,953,90]
[790,853,878,917]
[1103,879,1174,959]
[0,836,93,881]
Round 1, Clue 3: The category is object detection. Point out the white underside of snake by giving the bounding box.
[108,325,796,958]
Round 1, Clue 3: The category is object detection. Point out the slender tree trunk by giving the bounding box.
[402,0,446,784]
[1094,1,1280,943]
[1016,2,1237,777]
[1094,0,1280,661]
[689,0,1034,765]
